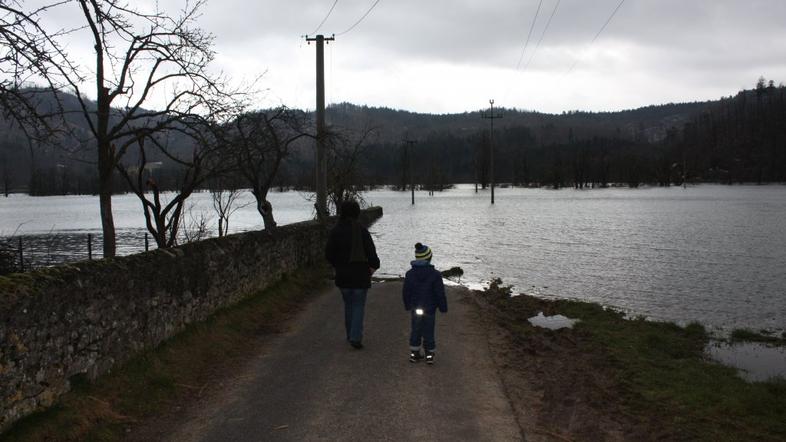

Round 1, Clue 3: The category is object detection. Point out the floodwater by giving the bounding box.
[366,184,786,335]
[2,185,785,336]
[706,341,786,382]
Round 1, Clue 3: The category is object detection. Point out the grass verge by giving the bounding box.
[731,328,786,346]
[1,266,330,442]
[480,279,786,441]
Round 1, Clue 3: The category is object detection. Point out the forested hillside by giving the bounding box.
[1,79,784,195]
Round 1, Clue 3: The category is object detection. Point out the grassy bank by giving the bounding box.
[731,328,786,345]
[1,266,330,442]
[478,279,786,441]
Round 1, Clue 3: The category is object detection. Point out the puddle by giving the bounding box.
[527,312,579,330]
[465,281,491,292]
[705,341,786,382]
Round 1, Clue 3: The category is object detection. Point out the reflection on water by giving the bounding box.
[0,190,316,269]
[367,185,786,333]
[2,185,785,334]
[4,230,149,269]
[706,341,786,382]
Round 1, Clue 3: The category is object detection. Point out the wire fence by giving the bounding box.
[0,230,153,275]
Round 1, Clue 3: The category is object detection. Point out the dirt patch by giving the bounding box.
[467,282,674,441]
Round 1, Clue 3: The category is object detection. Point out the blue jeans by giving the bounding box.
[409,310,436,352]
[340,288,368,343]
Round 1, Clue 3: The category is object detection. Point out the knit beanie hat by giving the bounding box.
[415,242,432,261]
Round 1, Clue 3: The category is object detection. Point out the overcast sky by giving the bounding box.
[36,0,786,114]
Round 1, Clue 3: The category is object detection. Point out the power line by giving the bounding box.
[566,0,626,74]
[310,0,339,36]
[514,0,544,71]
[590,0,626,44]
[522,0,561,71]
[335,0,382,36]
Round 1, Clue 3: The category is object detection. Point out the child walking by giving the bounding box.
[402,243,447,364]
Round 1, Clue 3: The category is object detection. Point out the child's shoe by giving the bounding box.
[409,350,423,363]
[425,350,435,365]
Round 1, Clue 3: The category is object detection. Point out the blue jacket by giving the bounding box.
[403,261,447,314]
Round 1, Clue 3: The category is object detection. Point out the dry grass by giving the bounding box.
[1,267,329,441]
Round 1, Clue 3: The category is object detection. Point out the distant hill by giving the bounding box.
[324,100,710,145]
[1,83,784,195]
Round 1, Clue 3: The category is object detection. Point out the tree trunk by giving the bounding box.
[97,124,117,256]
[256,197,276,230]
[98,181,116,257]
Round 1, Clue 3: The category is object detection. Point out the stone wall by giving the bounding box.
[0,207,382,431]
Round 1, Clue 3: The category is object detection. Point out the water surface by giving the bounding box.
[2,184,785,333]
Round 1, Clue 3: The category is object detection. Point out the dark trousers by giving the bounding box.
[409,310,436,352]
[340,288,368,343]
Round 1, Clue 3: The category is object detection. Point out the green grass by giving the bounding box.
[731,328,786,346]
[1,267,330,442]
[484,280,786,441]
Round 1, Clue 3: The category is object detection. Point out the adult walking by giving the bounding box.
[325,200,381,349]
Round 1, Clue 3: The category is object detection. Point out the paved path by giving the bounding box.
[165,281,523,442]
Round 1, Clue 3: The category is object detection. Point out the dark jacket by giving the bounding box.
[325,219,380,289]
[403,261,447,315]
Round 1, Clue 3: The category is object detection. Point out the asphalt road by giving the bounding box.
[165,280,523,442]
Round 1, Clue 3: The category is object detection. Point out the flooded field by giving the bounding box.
[2,184,785,339]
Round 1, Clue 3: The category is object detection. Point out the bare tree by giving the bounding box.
[2,0,248,257]
[116,120,227,249]
[211,184,248,237]
[229,107,309,230]
[324,125,378,214]
[0,1,78,143]
[1,152,9,196]
[180,202,210,244]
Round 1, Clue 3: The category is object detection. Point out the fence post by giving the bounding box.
[18,237,23,272]
[88,233,93,260]
[145,233,149,251]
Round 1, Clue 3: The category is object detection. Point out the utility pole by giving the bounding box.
[474,146,478,193]
[403,138,416,205]
[482,99,502,204]
[305,34,335,219]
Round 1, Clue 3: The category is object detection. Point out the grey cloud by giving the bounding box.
[23,0,786,112]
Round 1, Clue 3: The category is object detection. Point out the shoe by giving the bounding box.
[409,350,423,363]
[350,341,363,349]
[425,351,435,365]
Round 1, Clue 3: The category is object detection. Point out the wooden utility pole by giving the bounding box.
[482,99,502,204]
[306,34,334,219]
[403,139,416,205]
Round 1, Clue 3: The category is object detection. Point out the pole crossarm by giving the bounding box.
[305,34,336,43]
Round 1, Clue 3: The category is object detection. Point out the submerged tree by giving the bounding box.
[228,107,309,230]
[324,125,378,214]
[210,177,248,237]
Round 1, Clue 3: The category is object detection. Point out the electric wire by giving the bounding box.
[504,0,544,106]
[566,0,626,74]
[335,0,382,36]
[310,0,339,36]
[514,0,544,71]
[590,0,626,44]
[522,0,561,71]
